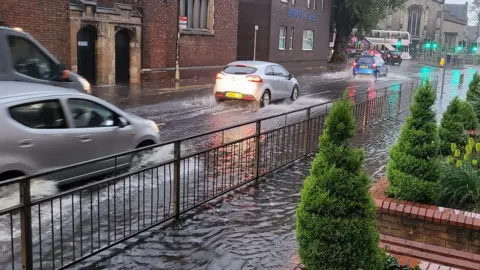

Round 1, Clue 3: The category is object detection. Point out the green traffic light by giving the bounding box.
[433,43,437,49]
[473,47,478,52]
[425,43,431,48]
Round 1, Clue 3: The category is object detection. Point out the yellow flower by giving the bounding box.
[466,145,473,155]
[469,138,475,148]
[455,149,461,158]
[456,160,463,168]
[473,159,478,166]
[451,143,457,153]
[476,143,480,153]
[448,156,454,163]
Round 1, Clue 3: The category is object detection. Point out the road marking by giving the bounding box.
[301,91,331,98]
[211,107,245,116]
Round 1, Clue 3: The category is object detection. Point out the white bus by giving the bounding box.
[357,29,412,60]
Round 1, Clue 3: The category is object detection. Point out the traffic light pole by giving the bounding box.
[440,4,446,102]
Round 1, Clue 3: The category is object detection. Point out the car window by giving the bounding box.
[68,99,117,128]
[223,66,257,75]
[273,66,288,77]
[8,36,56,81]
[265,66,274,75]
[9,100,67,129]
[357,56,373,64]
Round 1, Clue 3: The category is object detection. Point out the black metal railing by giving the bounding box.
[0,77,436,270]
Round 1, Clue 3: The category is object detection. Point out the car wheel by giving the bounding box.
[260,91,271,107]
[374,71,379,80]
[215,97,224,104]
[290,86,299,102]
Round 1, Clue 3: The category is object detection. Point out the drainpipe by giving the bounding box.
[175,0,181,81]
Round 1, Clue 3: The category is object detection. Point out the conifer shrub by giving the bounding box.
[439,97,468,155]
[296,94,382,269]
[387,81,441,203]
[466,72,480,120]
[459,100,478,131]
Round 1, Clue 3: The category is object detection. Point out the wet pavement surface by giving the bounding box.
[0,61,478,270]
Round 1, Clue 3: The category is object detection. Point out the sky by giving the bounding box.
[446,0,475,25]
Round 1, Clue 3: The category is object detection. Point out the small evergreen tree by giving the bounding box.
[467,72,480,120]
[296,95,382,269]
[459,100,478,131]
[387,81,441,203]
[439,97,468,155]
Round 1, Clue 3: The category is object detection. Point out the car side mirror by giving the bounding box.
[288,74,294,80]
[116,116,128,128]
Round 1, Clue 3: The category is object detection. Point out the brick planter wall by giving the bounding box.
[370,179,480,254]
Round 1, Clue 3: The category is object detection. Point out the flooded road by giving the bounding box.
[0,62,477,270]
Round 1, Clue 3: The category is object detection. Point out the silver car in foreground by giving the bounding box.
[0,82,160,185]
[214,61,299,107]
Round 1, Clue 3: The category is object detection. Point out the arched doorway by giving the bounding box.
[77,26,97,84]
[115,29,131,84]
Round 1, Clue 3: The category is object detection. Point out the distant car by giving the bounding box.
[352,55,389,79]
[214,61,299,107]
[0,82,161,185]
[383,50,402,65]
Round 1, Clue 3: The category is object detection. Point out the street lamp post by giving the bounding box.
[440,4,446,102]
[253,25,258,61]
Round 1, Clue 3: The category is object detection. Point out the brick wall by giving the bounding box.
[371,179,480,254]
[141,0,239,82]
[0,0,71,66]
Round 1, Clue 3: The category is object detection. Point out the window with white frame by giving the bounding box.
[292,0,296,4]
[279,27,287,50]
[281,0,288,2]
[313,0,316,9]
[180,0,213,31]
[302,30,314,50]
[307,0,311,8]
[289,27,294,50]
[320,0,324,11]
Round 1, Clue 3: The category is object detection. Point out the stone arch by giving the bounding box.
[114,27,137,84]
[407,5,423,38]
[76,25,98,84]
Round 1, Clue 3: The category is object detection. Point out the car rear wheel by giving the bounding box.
[290,86,299,102]
[260,91,271,107]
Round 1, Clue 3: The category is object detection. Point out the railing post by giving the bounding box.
[20,178,33,270]
[254,120,261,181]
[396,84,402,119]
[173,141,181,220]
[362,100,369,128]
[303,108,311,155]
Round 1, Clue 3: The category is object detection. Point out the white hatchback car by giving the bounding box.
[214,61,299,107]
[0,82,161,185]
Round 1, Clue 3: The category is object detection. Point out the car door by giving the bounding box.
[263,65,281,99]
[6,98,78,178]
[63,98,135,181]
[272,65,290,98]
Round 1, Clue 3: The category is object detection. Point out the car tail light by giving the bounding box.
[216,73,224,79]
[353,62,357,67]
[235,64,246,67]
[372,64,377,68]
[247,75,263,82]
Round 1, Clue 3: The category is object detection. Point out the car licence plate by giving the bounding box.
[360,65,368,68]
[393,56,398,58]
[226,92,243,99]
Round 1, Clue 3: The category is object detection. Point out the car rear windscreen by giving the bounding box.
[223,66,257,75]
[391,51,401,55]
[357,57,374,64]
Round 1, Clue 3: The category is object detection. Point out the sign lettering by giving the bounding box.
[78,41,88,47]
[287,8,318,21]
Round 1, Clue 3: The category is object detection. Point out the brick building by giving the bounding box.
[237,0,332,70]
[0,0,239,85]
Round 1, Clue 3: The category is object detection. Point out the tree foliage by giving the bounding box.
[296,94,382,269]
[330,0,406,64]
[387,82,441,203]
[459,100,478,131]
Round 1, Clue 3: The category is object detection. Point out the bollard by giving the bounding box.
[396,85,402,119]
[20,178,33,270]
[173,141,181,219]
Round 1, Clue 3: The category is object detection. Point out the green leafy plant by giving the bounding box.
[466,72,480,121]
[387,81,441,203]
[296,94,383,269]
[440,161,480,211]
[439,97,468,155]
[449,138,480,167]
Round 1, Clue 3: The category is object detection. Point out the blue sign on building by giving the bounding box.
[287,8,318,22]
